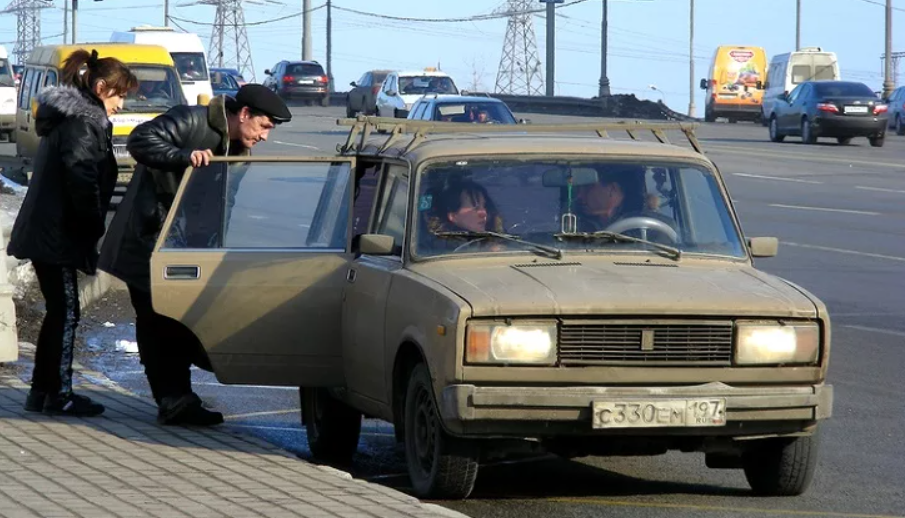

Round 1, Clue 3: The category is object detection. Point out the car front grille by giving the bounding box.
[558,320,734,366]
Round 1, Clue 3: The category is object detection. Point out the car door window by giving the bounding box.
[375,166,409,254]
[787,85,804,104]
[18,68,34,108]
[360,73,371,87]
[28,69,44,103]
[352,162,384,238]
[163,161,353,250]
[411,102,426,120]
[43,70,57,87]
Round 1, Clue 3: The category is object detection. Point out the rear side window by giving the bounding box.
[44,70,57,87]
[286,63,324,76]
[18,68,34,108]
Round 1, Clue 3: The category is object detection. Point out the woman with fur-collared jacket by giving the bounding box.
[6,49,137,417]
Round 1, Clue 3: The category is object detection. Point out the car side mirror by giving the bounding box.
[386,90,397,97]
[197,93,211,106]
[264,69,272,76]
[359,234,396,255]
[350,81,357,87]
[756,81,764,90]
[748,237,779,258]
[699,78,708,90]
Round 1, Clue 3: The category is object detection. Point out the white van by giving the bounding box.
[0,46,16,142]
[762,47,840,122]
[110,26,213,106]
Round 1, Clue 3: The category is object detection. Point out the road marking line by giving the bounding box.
[855,185,905,194]
[769,204,879,216]
[192,382,296,390]
[225,409,300,420]
[842,325,905,338]
[734,173,823,184]
[272,140,320,150]
[783,242,905,262]
[706,145,905,169]
[547,498,905,518]
[227,424,302,433]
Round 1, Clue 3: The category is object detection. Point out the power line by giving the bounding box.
[855,0,905,13]
[331,0,590,23]
[169,3,325,27]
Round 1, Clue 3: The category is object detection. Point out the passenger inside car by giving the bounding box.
[421,177,504,253]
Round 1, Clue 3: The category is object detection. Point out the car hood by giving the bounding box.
[409,259,819,319]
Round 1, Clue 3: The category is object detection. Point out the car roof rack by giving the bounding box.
[336,116,703,156]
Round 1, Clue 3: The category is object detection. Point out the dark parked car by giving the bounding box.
[768,81,888,147]
[407,95,522,124]
[263,60,330,106]
[211,70,240,98]
[210,67,245,86]
[883,86,905,136]
[346,69,391,117]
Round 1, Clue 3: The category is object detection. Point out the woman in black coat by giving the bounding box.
[6,49,137,416]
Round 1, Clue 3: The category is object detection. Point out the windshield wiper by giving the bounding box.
[555,230,681,260]
[433,231,563,259]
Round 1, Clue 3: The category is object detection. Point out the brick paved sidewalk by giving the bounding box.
[0,374,467,518]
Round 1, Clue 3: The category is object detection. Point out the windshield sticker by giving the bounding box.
[419,195,433,211]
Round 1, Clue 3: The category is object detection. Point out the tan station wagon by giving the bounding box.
[149,118,833,500]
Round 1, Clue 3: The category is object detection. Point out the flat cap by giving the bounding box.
[234,84,292,123]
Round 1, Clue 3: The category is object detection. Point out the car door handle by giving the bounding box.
[346,268,357,283]
[164,265,200,280]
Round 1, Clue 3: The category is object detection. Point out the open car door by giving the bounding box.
[150,157,355,387]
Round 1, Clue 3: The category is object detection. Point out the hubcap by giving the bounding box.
[413,384,437,475]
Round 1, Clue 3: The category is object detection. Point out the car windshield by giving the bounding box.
[399,75,458,95]
[813,82,875,97]
[414,159,746,260]
[286,63,324,76]
[171,52,209,81]
[0,58,14,86]
[126,66,186,112]
[211,71,239,91]
[433,102,517,123]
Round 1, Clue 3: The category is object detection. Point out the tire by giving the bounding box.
[8,130,16,143]
[836,137,852,146]
[404,363,479,499]
[704,108,715,123]
[320,95,330,107]
[801,118,816,144]
[769,117,785,143]
[345,100,355,118]
[869,134,886,147]
[301,388,362,464]
[896,116,905,136]
[742,432,820,496]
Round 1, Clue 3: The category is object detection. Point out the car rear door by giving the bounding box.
[150,157,356,387]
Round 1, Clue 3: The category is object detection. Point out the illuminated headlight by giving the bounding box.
[736,322,820,365]
[466,321,557,365]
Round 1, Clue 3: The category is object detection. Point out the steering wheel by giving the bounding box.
[605,216,679,244]
[453,238,487,252]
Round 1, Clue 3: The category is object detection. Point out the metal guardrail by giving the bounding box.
[328,91,701,123]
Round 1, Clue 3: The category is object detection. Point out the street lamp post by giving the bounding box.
[796,0,801,51]
[688,0,695,117]
[598,0,610,98]
[883,0,895,99]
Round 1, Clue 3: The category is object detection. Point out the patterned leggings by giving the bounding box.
[31,262,80,397]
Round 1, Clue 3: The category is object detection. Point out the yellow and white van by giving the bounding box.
[700,46,768,123]
[15,43,186,170]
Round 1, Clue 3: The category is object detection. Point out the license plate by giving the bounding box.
[298,80,314,85]
[844,105,869,114]
[113,146,130,159]
[592,398,726,429]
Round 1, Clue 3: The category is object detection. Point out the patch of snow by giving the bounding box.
[102,321,116,328]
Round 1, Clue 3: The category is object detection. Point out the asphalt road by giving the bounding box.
[13,107,905,518]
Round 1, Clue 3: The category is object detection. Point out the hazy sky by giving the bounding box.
[1,0,898,114]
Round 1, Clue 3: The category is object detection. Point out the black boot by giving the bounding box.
[158,393,223,427]
[44,393,105,417]
[24,389,48,412]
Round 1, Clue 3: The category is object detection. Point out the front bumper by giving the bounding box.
[813,115,887,137]
[0,113,15,129]
[440,382,832,436]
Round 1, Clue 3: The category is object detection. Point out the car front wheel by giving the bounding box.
[742,431,820,496]
[346,101,356,118]
[769,117,785,143]
[404,363,479,499]
[301,388,362,464]
[870,134,886,147]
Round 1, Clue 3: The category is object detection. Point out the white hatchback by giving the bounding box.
[375,69,459,118]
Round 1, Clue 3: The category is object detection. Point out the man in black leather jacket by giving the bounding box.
[99,84,291,426]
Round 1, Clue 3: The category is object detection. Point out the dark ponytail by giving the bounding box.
[61,49,139,96]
